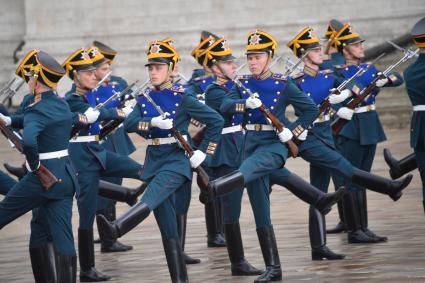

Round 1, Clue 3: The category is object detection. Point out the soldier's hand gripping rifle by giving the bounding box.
[98,80,145,139]
[0,119,58,190]
[331,48,419,135]
[70,78,138,138]
[141,90,211,192]
[0,77,25,104]
[317,53,386,119]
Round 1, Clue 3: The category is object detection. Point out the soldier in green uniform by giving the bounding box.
[62,47,143,282]
[0,50,79,282]
[97,39,224,282]
[331,23,407,243]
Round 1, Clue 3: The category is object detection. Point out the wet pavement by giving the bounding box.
[1,128,424,283]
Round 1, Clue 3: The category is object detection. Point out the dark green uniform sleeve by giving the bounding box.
[220,84,247,115]
[22,108,45,171]
[124,103,153,137]
[182,94,224,155]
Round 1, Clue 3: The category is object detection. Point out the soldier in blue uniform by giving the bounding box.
[202,30,319,282]
[269,27,412,258]
[97,39,224,282]
[0,170,16,195]
[187,32,228,248]
[0,50,79,282]
[402,17,425,213]
[62,48,143,282]
[331,23,408,243]
[87,42,137,253]
[320,19,346,70]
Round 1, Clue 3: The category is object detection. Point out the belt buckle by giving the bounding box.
[254,124,262,131]
[318,115,325,122]
[152,138,160,145]
[367,105,372,112]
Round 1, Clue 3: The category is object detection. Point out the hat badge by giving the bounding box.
[80,50,90,61]
[249,33,261,45]
[221,40,230,50]
[150,43,162,54]
[91,47,101,57]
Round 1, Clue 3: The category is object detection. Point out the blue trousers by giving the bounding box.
[0,167,76,256]
[0,170,17,195]
[414,147,425,200]
[334,137,376,193]
[141,170,188,239]
[77,151,141,229]
[238,144,285,228]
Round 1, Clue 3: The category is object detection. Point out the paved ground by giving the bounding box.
[0,128,424,283]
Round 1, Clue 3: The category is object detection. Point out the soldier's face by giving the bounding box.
[95,62,111,83]
[307,48,323,65]
[148,64,170,86]
[247,53,270,76]
[212,61,236,78]
[76,70,97,90]
[346,43,365,59]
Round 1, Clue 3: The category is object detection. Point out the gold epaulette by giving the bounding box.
[237,74,253,80]
[291,72,305,80]
[321,69,333,74]
[171,84,186,93]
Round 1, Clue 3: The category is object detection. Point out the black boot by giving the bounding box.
[55,253,77,283]
[205,199,226,247]
[4,163,27,179]
[352,169,413,201]
[200,170,244,204]
[280,173,347,215]
[309,207,345,260]
[162,238,188,283]
[176,214,201,264]
[327,194,346,233]
[97,207,133,253]
[97,202,151,243]
[78,229,111,282]
[356,190,387,242]
[383,149,417,180]
[29,243,57,283]
[225,222,263,276]
[255,225,282,283]
[342,193,379,244]
[98,180,147,207]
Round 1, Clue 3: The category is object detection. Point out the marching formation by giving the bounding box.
[0,16,424,283]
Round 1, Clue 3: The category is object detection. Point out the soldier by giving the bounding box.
[398,17,425,213]
[0,170,16,195]
[0,50,78,282]
[188,31,228,248]
[202,29,319,282]
[87,42,137,253]
[62,48,143,281]
[97,39,224,282]
[331,23,408,243]
[270,27,412,258]
[320,19,346,70]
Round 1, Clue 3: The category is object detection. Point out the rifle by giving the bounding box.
[1,77,25,104]
[93,71,112,92]
[0,120,58,190]
[318,53,386,118]
[98,80,144,139]
[331,49,419,135]
[282,52,309,79]
[141,90,210,192]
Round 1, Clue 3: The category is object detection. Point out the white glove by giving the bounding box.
[0,113,11,126]
[328,89,351,104]
[375,77,389,87]
[190,150,206,169]
[151,113,173,129]
[278,128,293,143]
[336,107,354,120]
[84,107,100,123]
[125,98,137,108]
[25,160,40,172]
[245,93,262,109]
[122,105,134,117]
[297,129,308,141]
